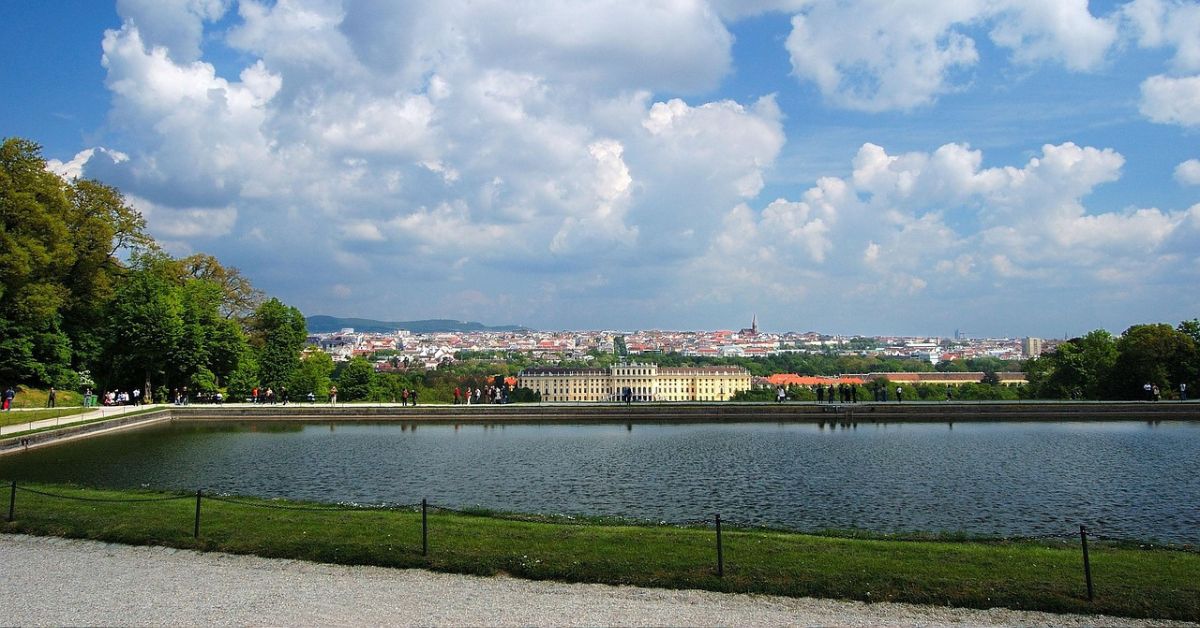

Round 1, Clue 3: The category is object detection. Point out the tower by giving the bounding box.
[751,314,758,336]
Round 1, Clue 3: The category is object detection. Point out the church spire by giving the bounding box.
[751,313,758,335]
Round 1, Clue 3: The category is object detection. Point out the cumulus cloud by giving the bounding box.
[686,140,1194,308]
[783,0,1115,111]
[1123,0,1200,73]
[1176,159,1200,185]
[55,0,1199,329]
[1140,74,1200,126]
[115,0,229,62]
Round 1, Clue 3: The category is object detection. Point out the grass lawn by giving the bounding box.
[4,387,83,410]
[0,407,88,429]
[1,483,1196,621]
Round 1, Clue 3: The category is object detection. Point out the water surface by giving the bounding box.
[1,420,1196,543]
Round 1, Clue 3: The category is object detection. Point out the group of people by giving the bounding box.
[1144,382,1188,401]
[250,386,286,404]
[453,386,506,404]
[2,386,15,411]
[398,388,418,405]
[96,387,142,406]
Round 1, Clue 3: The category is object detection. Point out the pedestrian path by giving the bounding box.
[0,404,163,437]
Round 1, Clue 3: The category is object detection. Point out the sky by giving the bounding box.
[2,0,1198,337]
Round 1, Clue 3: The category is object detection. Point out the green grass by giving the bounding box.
[0,407,89,428]
[1,407,161,435]
[1,483,1196,621]
[5,387,83,411]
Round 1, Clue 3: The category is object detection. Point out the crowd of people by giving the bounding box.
[452,385,507,404]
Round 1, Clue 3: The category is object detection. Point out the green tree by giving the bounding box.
[0,138,75,385]
[60,177,152,370]
[179,253,264,319]
[337,356,375,401]
[290,350,334,400]
[1113,323,1197,399]
[1024,330,1117,399]
[248,298,307,390]
[100,253,185,397]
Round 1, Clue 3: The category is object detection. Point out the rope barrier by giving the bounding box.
[14,486,192,503]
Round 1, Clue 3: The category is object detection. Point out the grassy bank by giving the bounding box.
[4,387,83,411]
[1,484,1196,620]
[0,407,89,429]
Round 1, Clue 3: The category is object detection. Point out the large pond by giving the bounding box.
[1,420,1197,543]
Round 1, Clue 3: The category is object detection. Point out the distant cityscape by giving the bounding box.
[305,315,1049,370]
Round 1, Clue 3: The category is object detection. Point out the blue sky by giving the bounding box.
[3,0,1198,337]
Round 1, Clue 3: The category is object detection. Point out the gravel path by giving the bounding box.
[0,534,1192,627]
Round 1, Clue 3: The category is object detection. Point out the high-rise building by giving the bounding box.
[1022,337,1043,358]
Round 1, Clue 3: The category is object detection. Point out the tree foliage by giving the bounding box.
[1025,324,1198,400]
[248,298,307,391]
[0,136,304,398]
[337,356,375,401]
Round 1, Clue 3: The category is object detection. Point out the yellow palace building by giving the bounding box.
[518,363,751,402]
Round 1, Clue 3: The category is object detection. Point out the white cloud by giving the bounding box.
[989,0,1117,71]
[60,1,1199,330]
[46,147,130,180]
[1123,0,1200,73]
[128,194,237,239]
[783,0,1115,111]
[115,0,229,62]
[685,139,1191,307]
[1176,159,1200,185]
[785,2,982,111]
[1140,74,1200,126]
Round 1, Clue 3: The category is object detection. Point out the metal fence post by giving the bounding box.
[1080,523,1099,602]
[1080,524,1094,602]
[7,481,15,522]
[194,490,203,539]
[716,513,724,578]
[421,498,428,557]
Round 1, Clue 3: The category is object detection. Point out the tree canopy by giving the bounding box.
[0,136,303,398]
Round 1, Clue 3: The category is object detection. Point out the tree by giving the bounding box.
[0,138,75,385]
[1025,330,1117,399]
[248,298,307,391]
[1,138,152,387]
[1113,323,1197,399]
[61,178,152,369]
[337,356,375,401]
[179,253,264,319]
[100,253,185,396]
[290,350,334,399]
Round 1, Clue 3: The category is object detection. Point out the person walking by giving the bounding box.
[132,388,141,405]
[3,385,15,411]
[896,386,904,403]
[1181,382,1188,401]
[329,385,338,405]
[46,387,56,408]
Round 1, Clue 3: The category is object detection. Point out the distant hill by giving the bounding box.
[306,315,529,334]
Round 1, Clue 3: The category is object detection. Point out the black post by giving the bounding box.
[1080,524,1094,602]
[7,481,15,522]
[194,490,203,539]
[715,513,724,578]
[421,498,428,557]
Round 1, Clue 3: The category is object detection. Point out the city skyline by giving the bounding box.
[4,1,1198,337]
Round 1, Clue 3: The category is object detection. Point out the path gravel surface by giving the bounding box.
[1,534,1193,627]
